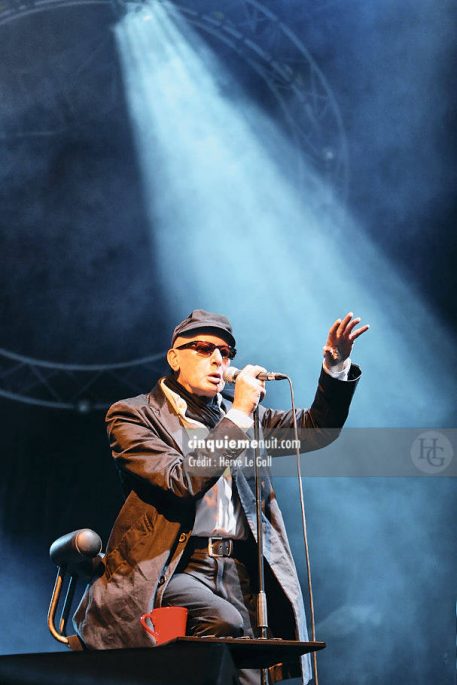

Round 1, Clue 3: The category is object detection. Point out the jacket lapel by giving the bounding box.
[147,383,186,454]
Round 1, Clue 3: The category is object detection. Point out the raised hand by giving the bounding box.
[323,312,369,367]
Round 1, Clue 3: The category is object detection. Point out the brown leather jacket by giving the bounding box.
[73,365,360,681]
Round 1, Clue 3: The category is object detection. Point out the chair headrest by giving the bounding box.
[50,529,102,567]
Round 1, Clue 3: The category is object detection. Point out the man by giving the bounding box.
[74,309,368,684]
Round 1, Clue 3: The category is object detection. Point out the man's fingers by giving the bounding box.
[349,324,370,341]
[345,317,361,335]
[337,312,353,336]
[328,319,342,337]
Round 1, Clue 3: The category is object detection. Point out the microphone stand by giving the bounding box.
[220,374,323,685]
[253,407,268,685]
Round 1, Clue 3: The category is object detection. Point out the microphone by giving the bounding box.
[223,367,288,383]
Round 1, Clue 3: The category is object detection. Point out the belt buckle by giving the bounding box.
[208,537,233,558]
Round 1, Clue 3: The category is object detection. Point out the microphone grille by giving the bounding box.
[223,366,239,383]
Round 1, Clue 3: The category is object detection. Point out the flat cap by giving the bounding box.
[171,309,236,348]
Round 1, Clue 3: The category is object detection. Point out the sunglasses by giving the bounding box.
[175,340,237,360]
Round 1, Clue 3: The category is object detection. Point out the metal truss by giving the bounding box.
[0,347,167,410]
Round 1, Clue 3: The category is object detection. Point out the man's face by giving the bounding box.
[167,333,231,397]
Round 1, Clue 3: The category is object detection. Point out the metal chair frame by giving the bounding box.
[47,529,103,648]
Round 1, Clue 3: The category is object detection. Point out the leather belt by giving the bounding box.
[191,536,249,558]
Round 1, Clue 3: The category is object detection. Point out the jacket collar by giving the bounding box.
[146,380,234,454]
[147,382,185,453]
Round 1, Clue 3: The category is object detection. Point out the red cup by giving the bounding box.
[140,607,188,645]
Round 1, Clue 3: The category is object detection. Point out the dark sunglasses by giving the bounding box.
[175,340,237,360]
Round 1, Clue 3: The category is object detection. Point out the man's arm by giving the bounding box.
[262,312,368,453]
[106,400,248,501]
[261,362,361,453]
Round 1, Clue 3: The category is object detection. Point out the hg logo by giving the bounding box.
[411,431,453,474]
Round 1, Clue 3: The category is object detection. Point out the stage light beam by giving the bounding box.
[115,0,456,428]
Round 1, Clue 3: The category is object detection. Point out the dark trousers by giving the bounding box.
[162,541,266,685]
